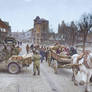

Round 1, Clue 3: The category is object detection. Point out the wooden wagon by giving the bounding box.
[51,51,79,73]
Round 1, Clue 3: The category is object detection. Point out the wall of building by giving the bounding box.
[33,16,49,45]
[0,19,11,42]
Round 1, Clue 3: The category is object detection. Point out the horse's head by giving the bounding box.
[71,54,79,64]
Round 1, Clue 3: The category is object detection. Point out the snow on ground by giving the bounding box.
[0,43,91,92]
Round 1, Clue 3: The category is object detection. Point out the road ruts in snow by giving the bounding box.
[0,43,90,92]
[40,62,84,92]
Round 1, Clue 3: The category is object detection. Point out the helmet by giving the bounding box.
[35,50,39,54]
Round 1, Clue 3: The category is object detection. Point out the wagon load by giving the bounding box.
[51,45,65,51]
[50,44,71,60]
[9,53,33,66]
[51,51,71,63]
[10,55,23,61]
[22,53,33,65]
[6,53,33,74]
[51,46,59,50]
[50,45,72,73]
[59,52,71,59]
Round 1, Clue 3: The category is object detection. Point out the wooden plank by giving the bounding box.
[51,51,71,63]
[58,64,81,69]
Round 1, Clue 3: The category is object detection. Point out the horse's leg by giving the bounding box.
[73,68,79,86]
[85,73,91,92]
[90,75,92,82]
[79,71,85,86]
[72,68,75,81]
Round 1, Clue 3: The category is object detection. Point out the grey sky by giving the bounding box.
[0,0,92,32]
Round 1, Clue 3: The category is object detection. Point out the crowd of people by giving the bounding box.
[25,43,77,76]
[1,42,78,76]
[26,44,92,92]
[25,44,53,76]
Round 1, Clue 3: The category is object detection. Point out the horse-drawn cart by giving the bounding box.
[51,51,78,73]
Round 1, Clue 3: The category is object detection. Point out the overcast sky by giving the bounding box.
[0,0,92,32]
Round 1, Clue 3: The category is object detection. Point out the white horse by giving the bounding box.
[72,52,92,92]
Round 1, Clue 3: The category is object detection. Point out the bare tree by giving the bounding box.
[58,21,78,45]
[78,13,92,51]
[58,21,67,44]
[70,21,78,46]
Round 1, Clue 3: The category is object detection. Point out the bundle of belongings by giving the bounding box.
[9,53,33,65]
[50,44,71,59]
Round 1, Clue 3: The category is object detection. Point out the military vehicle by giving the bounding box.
[0,37,27,74]
[4,37,17,45]
[8,54,32,74]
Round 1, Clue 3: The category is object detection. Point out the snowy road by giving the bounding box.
[0,43,91,92]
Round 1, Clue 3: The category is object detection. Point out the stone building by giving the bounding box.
[0,19,11,42]
[11,32,25,42]
[33,16,49,45]
[30,28,35,44]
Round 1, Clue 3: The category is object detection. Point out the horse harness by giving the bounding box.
[77,50,91,69]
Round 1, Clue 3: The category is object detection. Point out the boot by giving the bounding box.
[33,72,36,76]
[38,71,40,75]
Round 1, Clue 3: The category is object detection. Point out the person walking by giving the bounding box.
[69,47,77,56]
[45,47,48,62]
[47,49,52,66]
[11,44,19,55]
[26,44,30,54]
[40,47,44,63]
[2,45,10,60]
[30,44,34,51]
[32,50,40,76]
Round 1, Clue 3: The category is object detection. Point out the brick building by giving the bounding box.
[33,16,49,45]
[0,19,11,42]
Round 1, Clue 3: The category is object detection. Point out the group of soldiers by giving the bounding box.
[2,44,20,61]
[26,44,52,76]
